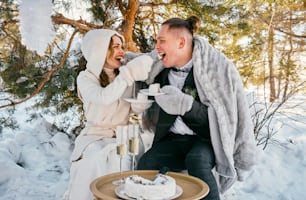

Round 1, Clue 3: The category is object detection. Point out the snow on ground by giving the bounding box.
[0,95,306,200]
[7,0,306,199]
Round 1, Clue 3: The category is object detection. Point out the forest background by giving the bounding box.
[1,0,305,129]
[0,0,306,199]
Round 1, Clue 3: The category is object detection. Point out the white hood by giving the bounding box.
[81,29,124,79]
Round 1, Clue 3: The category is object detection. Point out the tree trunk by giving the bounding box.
[268,27,276,102]
[282,9,294,102]
[121,0,140,52]
[276,72,282,99]
[268,4,276,103]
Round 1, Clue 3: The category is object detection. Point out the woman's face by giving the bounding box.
[105,35,125,69]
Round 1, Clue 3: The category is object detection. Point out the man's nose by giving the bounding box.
[155,41,160,49]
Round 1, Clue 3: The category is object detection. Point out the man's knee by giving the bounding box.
[137,153,158,170]
[185,151,215,170]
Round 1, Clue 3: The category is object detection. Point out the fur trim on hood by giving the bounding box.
[81,29,124,79]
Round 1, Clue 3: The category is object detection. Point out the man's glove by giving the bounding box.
[120,55,153,86]
[155,85,194,115]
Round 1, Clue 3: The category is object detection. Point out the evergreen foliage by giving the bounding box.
[0,0,305,132]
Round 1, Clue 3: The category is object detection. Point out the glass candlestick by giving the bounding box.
[112,125,128,185]
[128,124,140,174]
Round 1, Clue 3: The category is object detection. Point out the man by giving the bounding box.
[137,16,257,200]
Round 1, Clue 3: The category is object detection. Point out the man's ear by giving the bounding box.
[178,36,186,49]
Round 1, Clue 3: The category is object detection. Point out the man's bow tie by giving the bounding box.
[171,67,189,73]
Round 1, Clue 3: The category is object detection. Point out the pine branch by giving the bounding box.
[52,14,104,33]
[0,30,79,109]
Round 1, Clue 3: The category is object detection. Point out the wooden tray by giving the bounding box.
[90,170,209,200]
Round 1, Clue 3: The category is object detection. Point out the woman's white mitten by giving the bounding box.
[120,55,153,85]
[118,68,134,86]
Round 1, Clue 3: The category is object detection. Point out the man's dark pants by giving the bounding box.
[137,133,220,200]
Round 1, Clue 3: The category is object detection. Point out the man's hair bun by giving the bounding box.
[186,15,200,34]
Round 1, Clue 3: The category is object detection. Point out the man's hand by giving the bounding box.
[155,85,194,115]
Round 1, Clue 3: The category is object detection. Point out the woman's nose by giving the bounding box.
[119,48,125,54]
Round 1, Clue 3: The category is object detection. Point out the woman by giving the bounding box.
[65,29,153,200]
